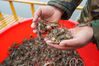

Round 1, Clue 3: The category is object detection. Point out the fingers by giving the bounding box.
[59,39,79,47]
[44,38,75,50]
[31,22,37,33]
[31,21,52,34]
[31,7,43,33]
[33,29,37,33]
[46,25,52,30]
[31,7,42,29]
[33,15,38,22]
[31,22,36,29]
[47,43,74,50]
[33,7,42,22]
[44,34,84,50]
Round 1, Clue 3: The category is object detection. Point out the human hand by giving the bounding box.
[31,6,64,33]
[44,26,93,50]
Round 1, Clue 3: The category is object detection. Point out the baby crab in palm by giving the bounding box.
[46,24,73,44]
[37,22,73,44]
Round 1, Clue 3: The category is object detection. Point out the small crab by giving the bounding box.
[46,24,73,44]
[36,22,73,44]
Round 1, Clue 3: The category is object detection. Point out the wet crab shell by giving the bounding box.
[46,27,73,44]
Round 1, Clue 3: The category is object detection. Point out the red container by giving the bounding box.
[0,18,99,66]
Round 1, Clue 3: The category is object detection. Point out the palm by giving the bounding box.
[45,26,93,50]
[33,6,63,23]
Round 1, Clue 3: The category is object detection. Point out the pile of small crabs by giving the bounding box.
[37,22,73,44]
[0,22,85,66]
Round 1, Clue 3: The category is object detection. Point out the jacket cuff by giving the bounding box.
[91,19,99,50]
[47,0,82,20]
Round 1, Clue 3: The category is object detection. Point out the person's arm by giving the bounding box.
[48,0,82,20]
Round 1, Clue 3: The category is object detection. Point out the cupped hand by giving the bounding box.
[44,26,93,50]
[31,6,64,33]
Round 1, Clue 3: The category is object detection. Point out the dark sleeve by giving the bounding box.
[91,19,99,50]
[47,0,82,20]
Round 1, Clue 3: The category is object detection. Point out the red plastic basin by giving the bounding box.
[0,18,99,66]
